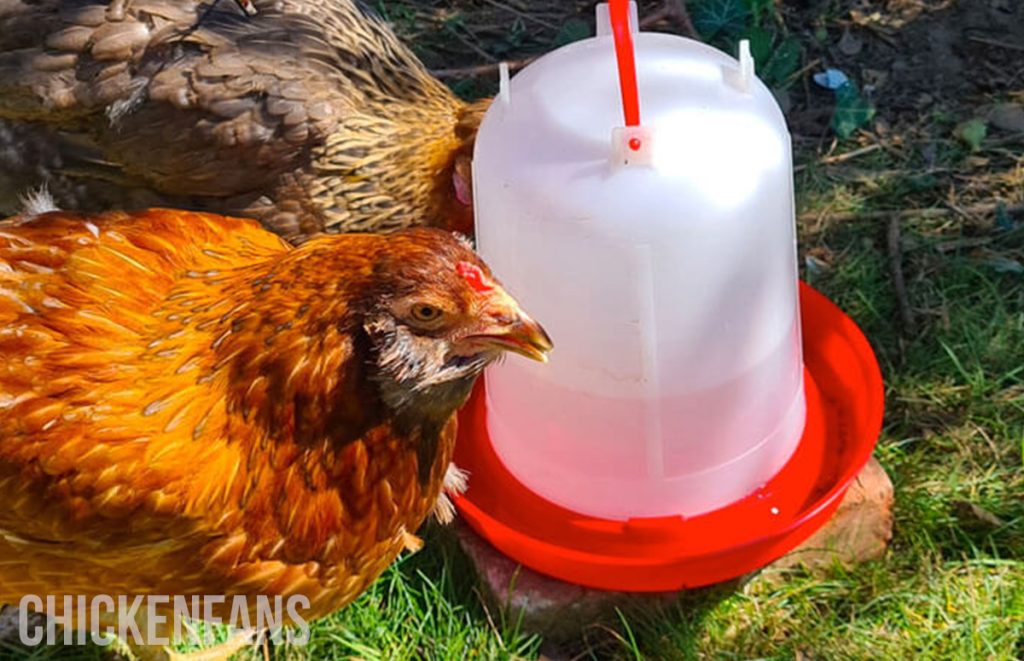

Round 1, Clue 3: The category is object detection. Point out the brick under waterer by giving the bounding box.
[454,457,893,642]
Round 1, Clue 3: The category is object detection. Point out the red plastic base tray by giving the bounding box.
[453,282,884,592]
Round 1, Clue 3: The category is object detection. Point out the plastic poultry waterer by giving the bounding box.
[454,0,884,592]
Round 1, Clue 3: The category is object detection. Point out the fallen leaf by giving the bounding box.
[691,0,746,41]
[995,202,1015,232]
[988,103,1024,133]
[553,18,590,47]
[981,255,1024,274]
[862,68,889,90]
[806,246,834,263]
[804,254,832,280]
[838,28,863,55]
[922,143,938,168]
[760,36,801,87]
[832,83,875,138]
[813,68,850,90]
[849,9,882,26]
[954,118,988,151]
[952,500,1006,529]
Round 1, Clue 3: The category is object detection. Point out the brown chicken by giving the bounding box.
[0,207,551,658]
[0,0,489,240]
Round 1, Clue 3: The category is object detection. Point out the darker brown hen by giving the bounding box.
[0,0,489,240]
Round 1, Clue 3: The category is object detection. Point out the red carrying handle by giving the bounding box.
[609,0,640,127]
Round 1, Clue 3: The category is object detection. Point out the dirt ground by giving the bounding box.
[394,0,1024,138]
[784,0,1024,134]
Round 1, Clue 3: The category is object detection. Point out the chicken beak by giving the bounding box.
[493,311,553,363]
[469,298,553,363]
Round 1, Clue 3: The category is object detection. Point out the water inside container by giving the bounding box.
[486,322,803,517]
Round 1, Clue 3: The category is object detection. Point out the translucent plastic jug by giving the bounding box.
[473,1,806,521]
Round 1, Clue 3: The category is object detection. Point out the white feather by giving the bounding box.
[432,463,470,524]
[17,185,59,218]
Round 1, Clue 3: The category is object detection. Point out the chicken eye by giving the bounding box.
[410,304,444,326]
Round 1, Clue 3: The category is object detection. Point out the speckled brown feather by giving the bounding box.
[0,208,468,626]
[0,1,484,239]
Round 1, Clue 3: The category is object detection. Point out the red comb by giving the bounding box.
[457,262,494,292]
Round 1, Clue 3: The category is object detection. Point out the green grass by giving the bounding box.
[293,530,540,661]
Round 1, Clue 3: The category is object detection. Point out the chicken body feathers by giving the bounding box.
[0,208,455,623]
[0,0,479,239]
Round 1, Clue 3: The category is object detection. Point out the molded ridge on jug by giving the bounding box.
[472,2,807,521]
